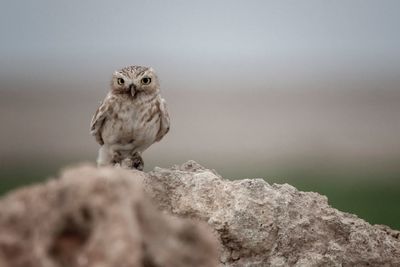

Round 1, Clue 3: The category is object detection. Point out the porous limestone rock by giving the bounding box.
[0,165,218,267]
[145,161,400,266]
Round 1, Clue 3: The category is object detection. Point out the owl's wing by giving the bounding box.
[156,98,170,142]
[90,98,111,145]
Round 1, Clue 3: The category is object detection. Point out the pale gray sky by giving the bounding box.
[1,0,399,90]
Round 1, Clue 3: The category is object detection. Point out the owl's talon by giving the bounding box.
[132,157,144,171]
[117,153,144,170]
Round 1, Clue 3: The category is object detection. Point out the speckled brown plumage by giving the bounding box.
[90,65,170,169]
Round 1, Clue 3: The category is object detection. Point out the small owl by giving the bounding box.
[90,65,170,170]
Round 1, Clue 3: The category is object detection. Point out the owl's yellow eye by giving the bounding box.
[141,77,151,85]
[117,78,125,85]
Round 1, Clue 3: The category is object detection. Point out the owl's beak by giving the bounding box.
[129,83,137,97]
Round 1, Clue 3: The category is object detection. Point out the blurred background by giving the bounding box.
[1,1,399,229]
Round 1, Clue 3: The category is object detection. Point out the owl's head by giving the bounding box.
[110,65,160,97]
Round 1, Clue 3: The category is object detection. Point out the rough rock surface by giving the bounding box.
[0,165,218,267]
[1,161,400,267]
[145,161,400,267]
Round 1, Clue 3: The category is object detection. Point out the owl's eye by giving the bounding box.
[117,78,125,85]
[141,77,151,85]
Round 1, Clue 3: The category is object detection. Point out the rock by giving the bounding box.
[145,161,400,266]
[0,165,219,267]
[1,161,399,267]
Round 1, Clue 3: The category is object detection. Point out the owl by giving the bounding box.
[90,65,170,170]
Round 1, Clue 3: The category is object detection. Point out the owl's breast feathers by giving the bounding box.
[90,93,170,151]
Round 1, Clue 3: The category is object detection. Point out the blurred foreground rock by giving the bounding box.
[0,165,218,267]
[1,161,400,266]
